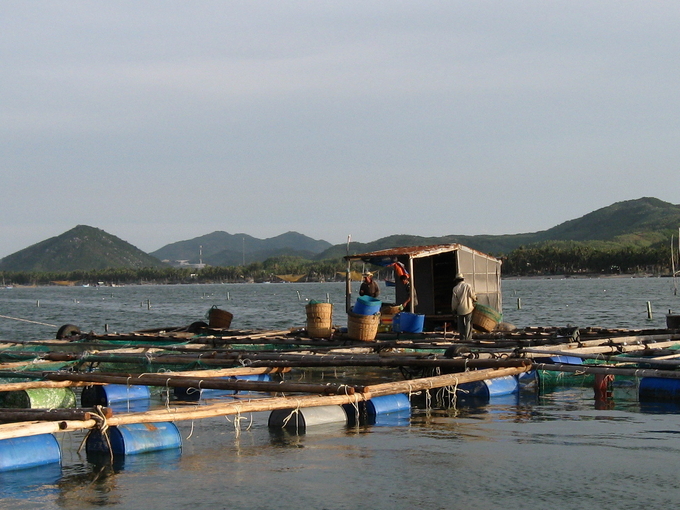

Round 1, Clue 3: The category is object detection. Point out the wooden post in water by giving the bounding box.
[647,301,653,319]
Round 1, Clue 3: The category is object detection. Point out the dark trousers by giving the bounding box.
[457,313,473,341]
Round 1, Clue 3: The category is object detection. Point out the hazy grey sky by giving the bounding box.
[2,1,679,258]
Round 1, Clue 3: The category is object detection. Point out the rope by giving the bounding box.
[78,405,114,464]
[280,400,303,433]
[0,314,57,328]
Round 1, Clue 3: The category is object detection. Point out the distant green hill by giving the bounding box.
[0,225,166,272]
[151,231,332,266]
[316,197,680,259]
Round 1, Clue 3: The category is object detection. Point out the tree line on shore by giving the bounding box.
[1,241,676,286]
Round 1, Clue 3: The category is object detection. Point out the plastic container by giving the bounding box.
[86,422,182,455]
[352,295,382,316]
[392,312,425,333]
[344,394,411,426]
[173,373,271,401]
[81,384,151,407]
[306,302,333,338]
[268,405,347,431]
[0,388,76,409]
[639,377,680,401]
[456,375,519,399]
[0,434,61,472]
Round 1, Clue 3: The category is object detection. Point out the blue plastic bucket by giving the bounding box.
[0,434,61,472]
[353,295,382,316]
[81,384,151,407]
[392,312,425,333]
[86,422,182,455]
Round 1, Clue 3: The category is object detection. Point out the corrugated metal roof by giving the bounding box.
[344,243,500,261]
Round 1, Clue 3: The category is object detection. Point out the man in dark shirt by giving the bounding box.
[359,272,380,298]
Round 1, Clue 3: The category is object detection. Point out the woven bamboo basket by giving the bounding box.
[306,303,333,338]
[347,311,381,342]
[208,307,233,329]
[471,304,502,333]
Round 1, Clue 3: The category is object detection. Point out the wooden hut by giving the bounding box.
[344,244,502,328]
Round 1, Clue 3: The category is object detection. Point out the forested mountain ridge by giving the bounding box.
[0,225,165,272]
[2,197,678,274]
[316,197,680,259]
[151,231,332,266]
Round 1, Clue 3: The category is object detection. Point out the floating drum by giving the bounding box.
[347,311,381,342]
[392,312,425,333]
[81,384,151,407]
[639,378,680,401]
[174,376,234,401]
[0,434,61,472]
[306,302,333,338]
[0,388,76,409]
[352,295,382,316]
[268,405,347,431]
[367,394,411,416]
[173,373,271,401]
[208,307,233,329]
[471,304,503,332]
[457,375,519,399]
[344,394,411,426]
[86,422,182,455]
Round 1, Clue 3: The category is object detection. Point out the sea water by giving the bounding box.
[0,277,679,510]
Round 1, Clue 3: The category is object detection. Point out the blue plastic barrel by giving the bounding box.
[639,377,680,401]
[366,394,411,415]
[81,384,151,407]
[268,405,347,431]
[392,312,425,333]
[0,434,61,472]
[86,422,182,455]
[174,373,271,401]
[343,394,411,426]
[457,375,519,399]
[353,295,382,315]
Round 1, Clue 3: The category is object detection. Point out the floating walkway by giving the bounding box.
[0,321,680,471]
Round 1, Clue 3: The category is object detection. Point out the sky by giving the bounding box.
[2,1,679,259]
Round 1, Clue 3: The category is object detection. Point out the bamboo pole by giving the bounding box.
[533,362,680,379]
[0,407,112,423]
[0,367,289,393]
[520,341,680,357]
[43,372,357,395]
[0,366,530,440]
[0,380,103,392]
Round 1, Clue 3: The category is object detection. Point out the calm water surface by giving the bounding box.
[0,278,679,509]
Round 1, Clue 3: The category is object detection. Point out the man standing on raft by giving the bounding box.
[359,272,380,298]
[451,273,476,341]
